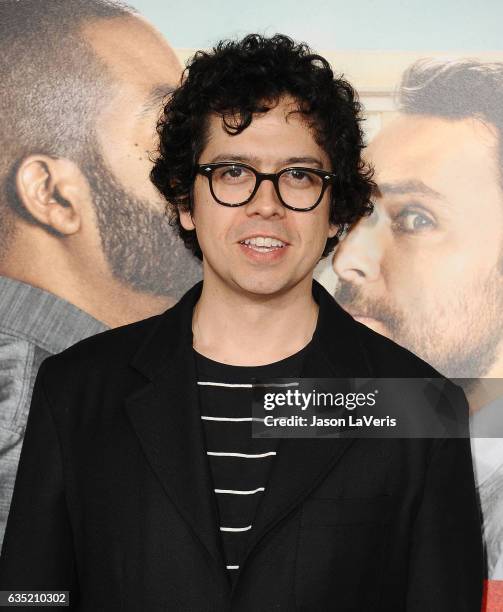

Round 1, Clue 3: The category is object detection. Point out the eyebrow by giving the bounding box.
[376,180,445,200]
[136,84,175,118]
[208,153,324,168]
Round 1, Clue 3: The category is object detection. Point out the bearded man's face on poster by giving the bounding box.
[334,99,503,380]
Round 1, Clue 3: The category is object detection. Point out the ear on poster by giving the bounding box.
[14,154,91,236]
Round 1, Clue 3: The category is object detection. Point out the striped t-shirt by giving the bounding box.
[194,344,311,586]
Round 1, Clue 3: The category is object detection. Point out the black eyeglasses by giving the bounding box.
[195,162,336,211]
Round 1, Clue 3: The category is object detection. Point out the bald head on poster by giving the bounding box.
[0,0,201,327]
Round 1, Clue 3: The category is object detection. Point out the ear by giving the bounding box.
[179,207,196,231]
[15,155,90,235]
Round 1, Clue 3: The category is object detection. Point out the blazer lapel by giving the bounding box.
[239,280,374,575]
[125,283,229,587]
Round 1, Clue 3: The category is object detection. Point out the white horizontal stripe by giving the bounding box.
[253,382,300,388]
[207,451,277,458]
[197,381,252,388]
[215,487,265,495]
[201,415,257,422]
[226,565,239,570]
[198,381,300,389]
[220,525,252,532]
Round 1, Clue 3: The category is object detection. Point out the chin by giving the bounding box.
[233,276,294,298]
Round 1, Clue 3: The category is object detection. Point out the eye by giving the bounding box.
[225,166,243,178]
[282,169,315,187]
[285,169,311,183]
[217,165,254,183]
[392,207,435,234]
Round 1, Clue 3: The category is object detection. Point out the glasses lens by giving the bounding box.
[278,169,324,209]
[211,164,256,205]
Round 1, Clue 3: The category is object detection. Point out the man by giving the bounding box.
[333,59,503,583]
[0,36,483,610]
[0,0,201,548]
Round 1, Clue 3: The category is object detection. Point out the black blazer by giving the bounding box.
[0,280,483,611]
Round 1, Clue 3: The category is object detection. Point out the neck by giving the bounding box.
[192,275,318,366]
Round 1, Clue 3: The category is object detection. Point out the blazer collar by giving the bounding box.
[126,279,373,592]
[130,280,203,381]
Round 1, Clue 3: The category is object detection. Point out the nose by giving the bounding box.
[333,209,385,283]
[244,177,285,219]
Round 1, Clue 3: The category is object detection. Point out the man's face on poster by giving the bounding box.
[333,113,503,378]
[77,16,200,297]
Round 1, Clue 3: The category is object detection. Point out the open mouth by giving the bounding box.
[239,236,287,253]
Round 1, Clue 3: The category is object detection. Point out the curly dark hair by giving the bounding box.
[150,33,374,260]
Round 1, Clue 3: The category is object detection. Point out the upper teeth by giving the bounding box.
[243,237,285,247]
